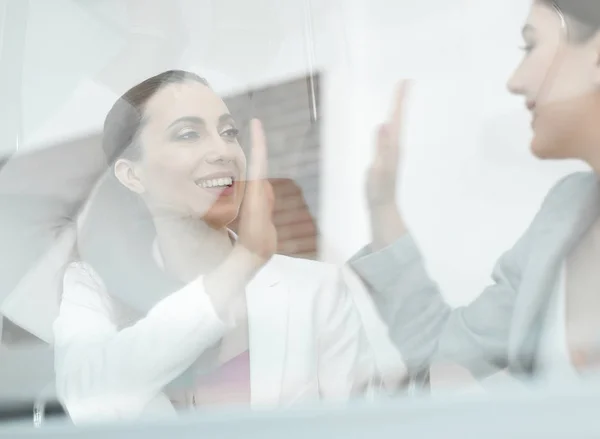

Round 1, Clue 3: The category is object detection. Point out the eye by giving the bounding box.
[221,127,240,140]
[519,43,535,54]
[175,128,200,141]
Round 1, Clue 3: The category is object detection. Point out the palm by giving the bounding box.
[237,119,278,262]
[366,82,409,209]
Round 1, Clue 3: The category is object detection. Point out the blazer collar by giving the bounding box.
[245,256,288,407]
[511,173,600,374]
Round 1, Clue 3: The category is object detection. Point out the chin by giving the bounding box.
[531,103,590,161]
[530,139,553,160]
[201,204,240,229]
[530,130,573,161]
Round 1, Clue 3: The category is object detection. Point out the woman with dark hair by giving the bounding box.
[352,0,600,386]
[53,70,383,422]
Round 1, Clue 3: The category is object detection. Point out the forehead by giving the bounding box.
[525,2,565,37]
[143,81,230,125]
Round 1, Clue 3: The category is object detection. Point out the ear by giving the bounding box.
[114,158,146,194]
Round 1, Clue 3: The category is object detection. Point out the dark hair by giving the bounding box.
[102,69,209,165]
[541,0,600,42]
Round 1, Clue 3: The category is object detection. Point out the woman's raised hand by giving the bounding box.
[365,81,411,250]
[236,119,278,265]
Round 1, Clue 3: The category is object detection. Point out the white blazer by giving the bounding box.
[53,254,379,423]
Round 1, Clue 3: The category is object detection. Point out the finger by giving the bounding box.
[264,180,275,212]
[248,118,268,181]
[377,124,390,148]
[375,124,397,162]
[388,80,411,140]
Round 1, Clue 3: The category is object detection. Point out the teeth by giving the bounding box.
[197,177,233,188]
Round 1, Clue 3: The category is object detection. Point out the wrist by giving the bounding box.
[369,201,400,221]
[369,204,407,251]
[229,244,266,278]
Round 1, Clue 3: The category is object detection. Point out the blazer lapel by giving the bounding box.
[245,258,289,407]
[511,174,600,374]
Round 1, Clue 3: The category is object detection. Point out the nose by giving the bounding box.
[507,52,533,96]
[507,69,526,96]
[203,135,238,164]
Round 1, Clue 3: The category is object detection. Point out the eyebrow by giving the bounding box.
[167,116,204,129]
[166,113,236,130]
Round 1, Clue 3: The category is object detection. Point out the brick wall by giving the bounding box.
[225,74,321,260]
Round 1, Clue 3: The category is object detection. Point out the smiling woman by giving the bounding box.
[507,0,600,162]
[52,69,385,423]
[104,71,247,231]
[348,0,600,388]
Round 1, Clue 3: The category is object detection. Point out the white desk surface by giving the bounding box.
[2,380,600,438]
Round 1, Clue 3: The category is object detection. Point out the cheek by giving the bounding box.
[138,144,248,219]
[238,149,248,179]
[531,99,589,159]
[515,49,557,98]
[142,156,192,194]
[201,181,246,227]
[138,153,214,214]
[537,54,596,106]
[236,180,246,200]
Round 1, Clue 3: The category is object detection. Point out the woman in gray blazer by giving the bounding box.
[350,0,600,384]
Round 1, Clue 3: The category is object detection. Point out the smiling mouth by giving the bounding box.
[195,176,234,189]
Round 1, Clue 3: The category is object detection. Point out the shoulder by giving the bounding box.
[61,261,112,315]
[527,171,599,226]
[63,261,105,291]
[542,171,598,206]
[55,261,119,345]
[510,171,599,254]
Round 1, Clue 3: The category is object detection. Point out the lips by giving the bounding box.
[526,100,536,112]
[194,171,238,199]
[195,170,237,188]
[526,101,537,128]
[196,176,234,189]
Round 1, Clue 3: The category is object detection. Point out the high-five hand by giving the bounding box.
[236,119,277,264]
[204,119,277,322]
[366,81,410,250]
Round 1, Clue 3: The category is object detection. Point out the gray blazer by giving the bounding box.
[350,171,600,379]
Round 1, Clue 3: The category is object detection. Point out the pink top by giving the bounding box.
[170,351,251,409]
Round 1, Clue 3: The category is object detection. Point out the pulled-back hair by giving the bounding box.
[541,0,600,42]
[102,70,209,165]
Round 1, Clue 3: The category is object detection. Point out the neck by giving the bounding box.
[153,214,233,282]
[578,97,600,175]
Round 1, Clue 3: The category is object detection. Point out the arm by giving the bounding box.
[354,173,586,379]
[356,81,528,379]
[54,246,259,422]
[349,232,528,379]
[54,264,221,421]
